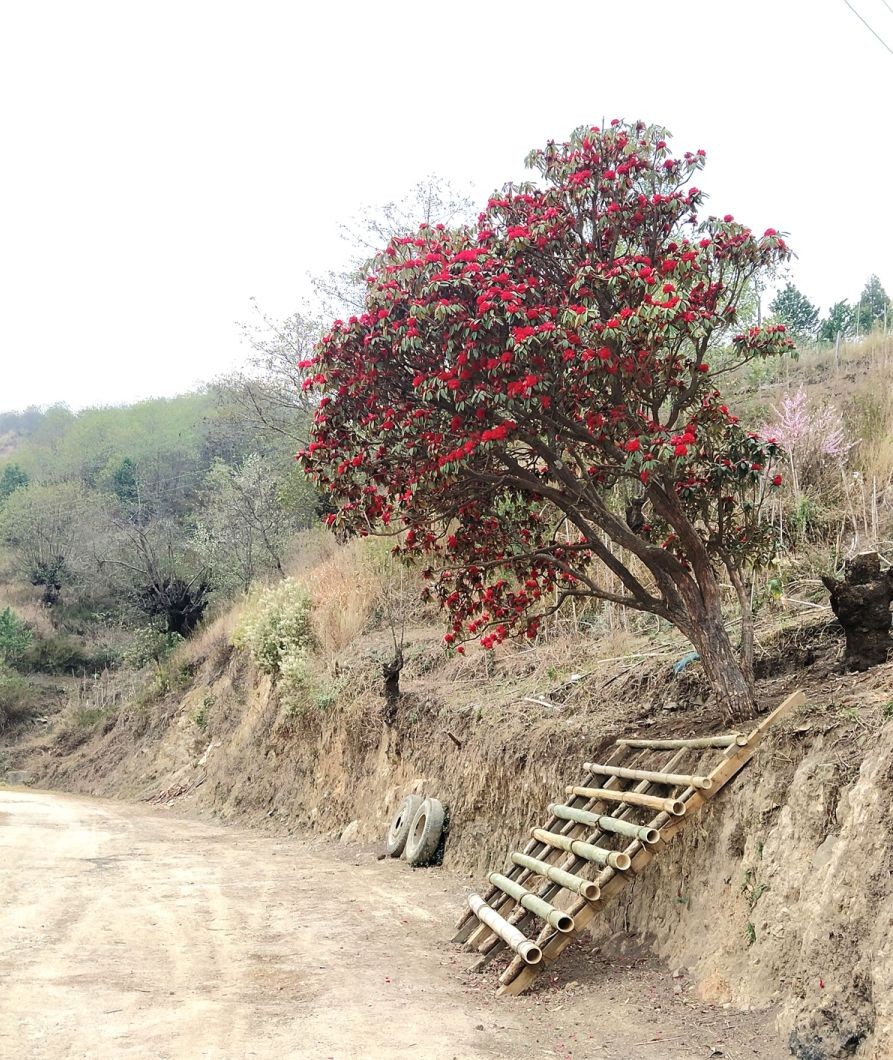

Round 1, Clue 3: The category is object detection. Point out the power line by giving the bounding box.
[843,0,893,54]
[880,0,893,14]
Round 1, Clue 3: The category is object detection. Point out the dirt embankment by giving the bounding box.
[13,630,893,1060]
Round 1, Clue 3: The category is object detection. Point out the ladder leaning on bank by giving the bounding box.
[453,689,807,997]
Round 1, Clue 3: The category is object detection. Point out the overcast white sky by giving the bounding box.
[1,0,891,412]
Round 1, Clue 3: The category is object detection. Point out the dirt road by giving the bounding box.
[0,788,786,1059]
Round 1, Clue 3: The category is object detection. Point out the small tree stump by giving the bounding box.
[382,650,404,725]
[822,552,893,671]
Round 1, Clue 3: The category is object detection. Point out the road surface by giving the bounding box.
[0,787,786,1059]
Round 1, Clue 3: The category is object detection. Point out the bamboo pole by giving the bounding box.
[581,762,712,790]
[488,873,575,932]
[495,748,689,988]
[492,748,688,951]
[510,852,600,901]
[617,734,747,750]
[451,743,636,940]
[467,894,542,965]
[565,785,685,816]
[547,803,660,844]
[533,828,631,870]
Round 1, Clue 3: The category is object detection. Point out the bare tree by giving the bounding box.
[0,481,105,605]
[312,175,476,319]
[193,454,303,593]
[103,519,211,636]
[217,302,321,449]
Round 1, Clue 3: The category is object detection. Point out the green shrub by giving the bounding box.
[123,627,182,671]
[15,633,117,676]
[19,635,92,675]
[69,706,108,728]
[313,685,338,711]
[279,644,319,716]
[0,669,40,731]
[0,607,32,666]
[234,579,314,676]
[234,579,336,719]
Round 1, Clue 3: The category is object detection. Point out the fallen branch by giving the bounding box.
[523,695,563,710]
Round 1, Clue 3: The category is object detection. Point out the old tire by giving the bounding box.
[386,795,424,857]
[404,797,445,867]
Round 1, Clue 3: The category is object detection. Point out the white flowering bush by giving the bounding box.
[234,579,314,676]
[278,644,316,716]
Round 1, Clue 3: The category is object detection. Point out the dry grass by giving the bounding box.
[61,669,142,728]
[282,527,344,579]
[180,605,239,670]
[285,534,428,659]
[297,539,378,656]
[0,580,54,637]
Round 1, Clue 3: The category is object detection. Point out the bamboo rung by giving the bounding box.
[565,785,685,816]
[581,762,713,790]
[488,873,575,932]
[547,803,660,844]
[467,894,542,965]
[510,852,601,901]
[532,828,631,870]
[617,734,747,750]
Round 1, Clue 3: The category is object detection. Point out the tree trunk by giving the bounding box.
[381,649,404,725]
[723,559,755,678]
[674,554,759,726]
[687,614,758,726]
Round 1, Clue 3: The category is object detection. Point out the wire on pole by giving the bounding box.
[843,0,893,54]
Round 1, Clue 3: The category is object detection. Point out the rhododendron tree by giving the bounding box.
[298,120,794,723]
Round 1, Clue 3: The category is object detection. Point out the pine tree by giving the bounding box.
[769,283,819,338]
[856,274,890,332]
[818,300,856,343]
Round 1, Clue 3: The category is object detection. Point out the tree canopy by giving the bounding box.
[0,464,29,503]
[769,283,819,338]
[818,300,856,343]
[856,274,890,331]
[300,120,793,721]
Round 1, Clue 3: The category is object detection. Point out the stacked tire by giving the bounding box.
[386,795,446,866]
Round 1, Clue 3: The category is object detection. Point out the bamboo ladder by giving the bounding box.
[452,689,806,997]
